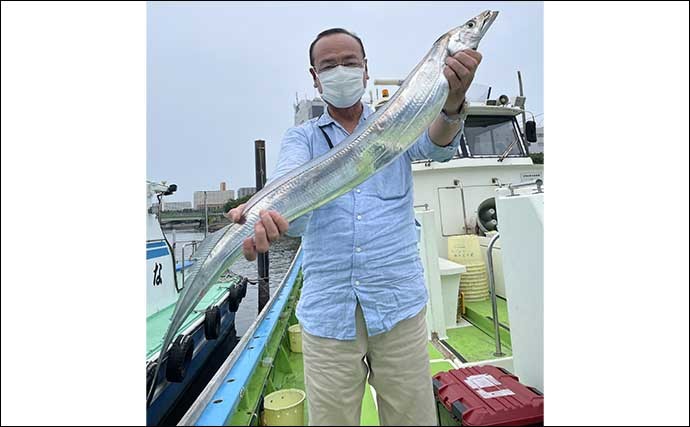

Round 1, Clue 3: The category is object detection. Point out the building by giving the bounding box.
[294,98,326,125]
[162,201,192,211]
[237,187,257,199]
[194,189,235,209]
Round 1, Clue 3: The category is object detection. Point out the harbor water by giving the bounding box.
[164,229,301,337]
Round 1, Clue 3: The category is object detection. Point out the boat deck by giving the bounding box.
[190,266,515,426]
[264,299,512,425]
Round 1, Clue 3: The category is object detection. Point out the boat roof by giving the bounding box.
[466,103,524,117]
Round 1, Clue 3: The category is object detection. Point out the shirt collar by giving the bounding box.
[316,102,374,128]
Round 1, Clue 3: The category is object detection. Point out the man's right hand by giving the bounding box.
[224,203,289,261]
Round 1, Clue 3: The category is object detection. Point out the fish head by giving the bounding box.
[446,10,498,54]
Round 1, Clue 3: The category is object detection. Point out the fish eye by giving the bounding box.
[467,21,475,28]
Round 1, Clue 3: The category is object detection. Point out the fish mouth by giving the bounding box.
[479,10,499,37]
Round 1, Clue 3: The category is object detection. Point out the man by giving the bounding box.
[227,28,482,426]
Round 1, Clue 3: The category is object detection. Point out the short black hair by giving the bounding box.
[309,28,366,67]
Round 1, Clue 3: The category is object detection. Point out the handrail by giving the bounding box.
[177,240,200,290]
[508,179,543,196]
[486,233,505,357]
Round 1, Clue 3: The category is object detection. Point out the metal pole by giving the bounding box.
[255,139,270,313]
[487,233,505,357]
[517,71,527,135]
[204,190,208,238]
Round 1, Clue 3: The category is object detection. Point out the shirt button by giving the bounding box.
[356,247,362,252]
[356,215,362,220]
[356,188,361,193]
[355,280,360,286]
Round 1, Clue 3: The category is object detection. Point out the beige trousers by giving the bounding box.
[301,305,437,426]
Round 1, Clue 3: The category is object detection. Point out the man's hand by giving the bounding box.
[224,203,289,261]
[443,50,483,113]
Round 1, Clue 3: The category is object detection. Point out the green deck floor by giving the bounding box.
[465,298,510,326]
[360,383,380,426]
[430,360,455,376]
[443,325,512,362]
[427,342,445,360]
[463,297,512,347]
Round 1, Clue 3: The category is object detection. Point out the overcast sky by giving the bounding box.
[147,1,543,203]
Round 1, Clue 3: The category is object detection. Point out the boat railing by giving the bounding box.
[173,240,201,289]
[486,233,505,357]
[507,179,543,196]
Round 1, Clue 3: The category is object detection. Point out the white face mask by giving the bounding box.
[317,65,366,109]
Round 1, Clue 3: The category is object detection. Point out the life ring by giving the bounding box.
[165,334,194,383]
[204,306,221,340]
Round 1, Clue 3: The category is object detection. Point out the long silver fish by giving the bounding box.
[147,9,498,403]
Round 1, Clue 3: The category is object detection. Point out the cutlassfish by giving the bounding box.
[147,9,498,403]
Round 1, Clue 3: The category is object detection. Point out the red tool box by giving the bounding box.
[433,365,544,426]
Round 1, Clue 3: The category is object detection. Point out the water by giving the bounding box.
[164,229,301,337]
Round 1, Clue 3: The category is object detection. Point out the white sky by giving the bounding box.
[147,1,544,202]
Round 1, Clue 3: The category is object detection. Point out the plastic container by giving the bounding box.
[461,275,488,283]
[459,290,489,297]
[263,388,306,426]
[460,266,489,277]
[433,366,543,426]
[288,324,302,353]
[448,235,484,264]
[461,281,488,288]
[461,286,489,292]
[462,266,487,274]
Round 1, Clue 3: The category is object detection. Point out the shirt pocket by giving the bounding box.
[372,158,409,200]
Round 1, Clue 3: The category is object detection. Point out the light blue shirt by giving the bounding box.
[269,102,461,340]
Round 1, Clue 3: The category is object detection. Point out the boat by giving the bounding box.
[146,181,249,426]
[175,79,544,425]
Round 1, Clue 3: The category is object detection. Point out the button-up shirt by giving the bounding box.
[268,102,461,340]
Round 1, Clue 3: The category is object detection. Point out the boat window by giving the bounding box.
[462,115,524,157]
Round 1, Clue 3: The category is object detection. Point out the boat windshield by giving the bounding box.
[462,115,524,157]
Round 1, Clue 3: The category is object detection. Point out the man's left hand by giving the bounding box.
[443,50,483,113]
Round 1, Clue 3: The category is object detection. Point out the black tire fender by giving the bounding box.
[204,306,221,340]
[165,334,194,383]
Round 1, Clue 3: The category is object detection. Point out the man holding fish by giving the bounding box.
[227,25,483,426]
